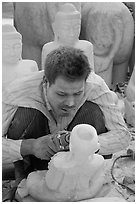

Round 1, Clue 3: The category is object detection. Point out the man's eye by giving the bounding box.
[74,92,82,96]
[57,93,65,97]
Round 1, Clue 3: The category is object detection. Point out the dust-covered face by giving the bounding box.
[46,76,85,118]
[2,38,22,64]
[55,18,81,45]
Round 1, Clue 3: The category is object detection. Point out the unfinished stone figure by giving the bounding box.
[2,24,38,88]
[42,3,94,72]
[18,124,105,201]
[81,2,134,88]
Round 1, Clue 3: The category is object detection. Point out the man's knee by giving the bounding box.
[68,101,107,134]
[7,107,39,140]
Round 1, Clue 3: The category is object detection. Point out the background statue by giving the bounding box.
[123,2,135,74]
[2,24,38,88]
[16,124,105,201]
[13,2,81,70]
[13,2,134,88]
[80,2,134,87]
[42,3,94,72]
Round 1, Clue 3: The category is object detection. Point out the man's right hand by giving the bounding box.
[20,131,70,161]
[31,135,60,160]
[21,135,60,160]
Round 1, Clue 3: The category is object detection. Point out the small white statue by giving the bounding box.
[41,3,94,72]
[2,24,38,88]
[19,124,105,201]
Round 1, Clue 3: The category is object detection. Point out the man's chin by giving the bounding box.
[59,110,72,117]
[60,112,70,117]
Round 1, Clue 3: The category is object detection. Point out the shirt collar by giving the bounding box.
[42,80,52,111]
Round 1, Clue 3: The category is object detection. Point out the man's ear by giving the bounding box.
[52,22,58,40]
[42,75,51,88]
[42,75,47,84]
[52,22,55,32]
[47,81,50,89]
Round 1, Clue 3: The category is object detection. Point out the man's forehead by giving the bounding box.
[53,77,85,91]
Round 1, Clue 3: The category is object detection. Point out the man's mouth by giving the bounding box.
[61,108,69,113]
[61,107,75,114]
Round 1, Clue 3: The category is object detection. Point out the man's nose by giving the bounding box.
[66,96,75,107]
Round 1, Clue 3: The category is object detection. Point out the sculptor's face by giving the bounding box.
[2,39,22,64]
[47,76,85,117]
[56,19,81,44]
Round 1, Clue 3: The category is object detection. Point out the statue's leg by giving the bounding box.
[112,61,128,87]
[22,43,42,70]
[128,37,135,75]
[97,62,113,88]
[89,170,106,198]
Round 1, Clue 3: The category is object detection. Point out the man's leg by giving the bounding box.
[7,107,50,140]
[67,101,111,159]
[68,101,107,134]
[6,107,50,181]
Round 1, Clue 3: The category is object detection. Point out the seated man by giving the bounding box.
[2,47,130,200]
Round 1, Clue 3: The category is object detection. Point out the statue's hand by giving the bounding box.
[15,178,28,201]
[111,16,123,34]
[94,55,113,73]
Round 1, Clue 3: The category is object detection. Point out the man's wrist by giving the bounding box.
[20,139,35,156]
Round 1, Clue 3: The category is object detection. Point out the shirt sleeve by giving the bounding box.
[98,129,130,155]
[2,137,23,164]
[90,79,131,155]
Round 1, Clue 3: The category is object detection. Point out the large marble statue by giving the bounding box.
[13,2,134,87]
[2,24,38,88]
[17,124,105,201]
[42,3,94,71]
[81,2,134,87]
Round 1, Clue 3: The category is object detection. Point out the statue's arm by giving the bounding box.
[41,45,47,70]
[108,16,123,61]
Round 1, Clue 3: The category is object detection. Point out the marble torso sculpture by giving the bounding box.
[21,124,105,201]
[42,3,94,72]
[81,2,134,88]
[2,24,38,88]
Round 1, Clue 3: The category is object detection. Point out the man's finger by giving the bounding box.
[48,138,59,152]
[41,152,51,160]
[51,136,62,151]
[47,145,56,156]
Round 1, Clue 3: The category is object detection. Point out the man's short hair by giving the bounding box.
[44,46,91,85]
